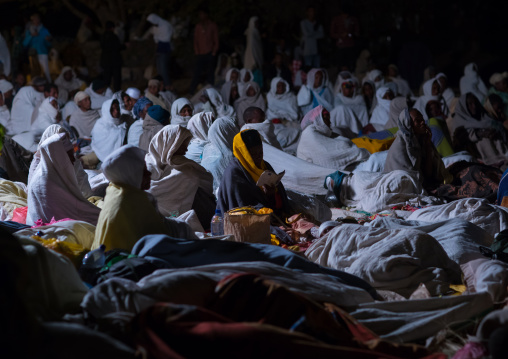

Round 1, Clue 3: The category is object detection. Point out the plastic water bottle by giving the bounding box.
[210,209,224,236]
[82,244,106,269]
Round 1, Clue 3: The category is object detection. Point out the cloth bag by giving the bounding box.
[224,208,271,244]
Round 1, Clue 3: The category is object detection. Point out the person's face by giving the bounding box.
[243,72,251,82]
[174,137,191,156]
[230,86,239,99]
[31,15,41,27]
[410,109,427,135]
[67,149,76,165]
[496,79,508,92]
[2,89,12,100]
[50,99,58,109]
[492,100,504,116]
[78,96,91,111]
[140,103,152,119]
[179,105,193,117]
[363,83,374,98]
[34,85,44,93]
[246,86,256,97]
[230,70,239,82]
[274,54,282,67]
[374,75,382,82]
[141,165,151,190]
[438,76,447,90]
[248,144,263,168]
[342,82,355,98]
[246,110,265,124]
[427,100,443,118]
[148,84,159,96]
[123,96,135,111]
[276,81,286,94]
[45,87,58,99]
[322,109,331,128]
[314,71,323,88]
[110,101,120,119]
[383,90,394,100]
[388,67,398,77]
[466,94,479,117]
[63,70,73,82]
[431,80,440,96]
[16,74,25,86]
[307,8,315,20]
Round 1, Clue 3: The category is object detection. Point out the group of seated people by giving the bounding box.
[0,59,506,253]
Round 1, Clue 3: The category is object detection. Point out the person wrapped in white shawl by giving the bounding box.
[201,88,235,119]
[297,68,334,115]
[266,77,299,122]
[201,116,239,192]
[185,111,214,164]
[331,78,369,134]
[8,77,46,135]
[27,132,100,225]
[240,107,282,149]
[54,66,85,103]
[91,99,126,162]
[234,81,266,127]
[146,125,215,229]
[170,97,193,127]
[84,79,113,110]
[369,86,394,131]
[31,97,60,139]
[460,63,488,103]
[69,91,101,139]
[297,105,369,170]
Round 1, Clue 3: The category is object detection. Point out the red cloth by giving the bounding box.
[194,20,219,55]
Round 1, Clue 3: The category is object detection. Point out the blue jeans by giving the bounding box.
[304,54,320,68]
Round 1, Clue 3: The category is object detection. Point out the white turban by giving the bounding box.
[125,87,140,100]
[74,91,89,105]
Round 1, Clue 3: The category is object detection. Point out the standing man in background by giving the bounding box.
[144,14,174,90]
[23,14,52,82]
[189,8,219,94]
[100,21,123,92]
[300,7,324,68]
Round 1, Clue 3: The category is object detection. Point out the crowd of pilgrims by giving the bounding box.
[0,42,507,250]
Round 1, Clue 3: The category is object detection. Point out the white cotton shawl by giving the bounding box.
[449,94,493,136]
[146,125,213,216]
[185,112,214,163]
[204,88,235,118]
[459,63,488,103]
[266,77,299,122]
[69,107,100,138]
[333,90,369,129]
[147,14,173,43]
[170,98,193,126]
[27,133,100,225]
[225,68,240,82]
[234,81,266,126]
[389,76,413,97]
[28,124,93,199]
[55,66,84,103]
[85,85,113,110]
[369,86,392,131]
[297,108,370,169]
[8,86,44,135]
[367,69,385,90]
[102,144,146,188]
[91,99,127,162]
[297,68,334,113]
[32,97,59,138]
[241,120,282,149]
[332,71,353,95]
[243,17,263,70]
[201,117,239,192]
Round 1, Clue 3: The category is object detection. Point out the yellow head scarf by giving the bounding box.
[233,130,266,183]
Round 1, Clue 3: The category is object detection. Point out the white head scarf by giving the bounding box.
[240,68,254,83]
[187,112,214,142]
[234,81,266,126]
[147,14,173,43]
[369,86,392,130]
[55,66,83,93]
[90,99,127,162]
[27,132,100,225]
[204,88,236,118]
[367,69,385,90]
[102,145,146,188]
[459,63,488,102]
[170,98,193,126]
[266,77,299,122]
[225,68,240,82]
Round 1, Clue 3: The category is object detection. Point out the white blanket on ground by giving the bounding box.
[352,151,387,173]
[462,258,508,302]
[352,292,492,343]
[407,198,508,236]
[272,122,301,155]
[262,143,335,195]
[305,223,462,297]
[339,170,442,213]
[297,126,370,170]
[80,261,375,319]
[367,217,494,265]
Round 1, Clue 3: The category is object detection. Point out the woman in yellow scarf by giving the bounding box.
[217,129,290,218]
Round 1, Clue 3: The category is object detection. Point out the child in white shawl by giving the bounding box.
[146,125,215,229]
[26,132,100,225]
[31,97,60,139]
[91,99,127,162]
[297,105,369,169]
[234,81,266,126]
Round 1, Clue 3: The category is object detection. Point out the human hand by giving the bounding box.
[261,184,276,197]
